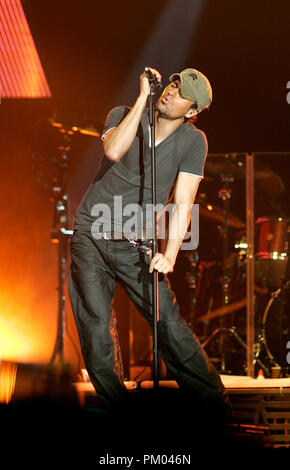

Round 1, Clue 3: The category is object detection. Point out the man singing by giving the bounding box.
[69,67,229,416]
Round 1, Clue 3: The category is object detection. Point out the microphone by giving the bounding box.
[144,67,162,89]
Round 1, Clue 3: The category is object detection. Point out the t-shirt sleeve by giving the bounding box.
[178,128,208,178]
[101,106,131,139]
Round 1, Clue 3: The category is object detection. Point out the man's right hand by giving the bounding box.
[103,68,162,162]
[140,68,162,97]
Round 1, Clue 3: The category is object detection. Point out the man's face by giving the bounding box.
[156,80,196,120]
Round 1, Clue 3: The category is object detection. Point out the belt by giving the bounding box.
[101,232,151,241]
[99,232,153,252]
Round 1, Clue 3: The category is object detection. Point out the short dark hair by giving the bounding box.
[184,101,198,125]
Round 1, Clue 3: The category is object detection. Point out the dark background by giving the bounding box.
[20,0,290,150]
[1,0,289,370]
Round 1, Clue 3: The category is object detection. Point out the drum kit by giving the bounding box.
[184,154,290,378]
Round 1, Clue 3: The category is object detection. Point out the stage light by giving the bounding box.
[0,0,51,98]
[117,0,205,105]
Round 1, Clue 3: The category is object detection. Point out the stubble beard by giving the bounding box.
[156,100,178,121]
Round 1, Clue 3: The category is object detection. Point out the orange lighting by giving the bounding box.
[0,361,17,404]
[0,315,31,361]
[0,0,51,98]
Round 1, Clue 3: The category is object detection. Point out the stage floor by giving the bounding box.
[73,374,290,450]
[1,371,290,465]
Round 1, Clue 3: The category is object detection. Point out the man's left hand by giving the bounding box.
[147,251,174,274]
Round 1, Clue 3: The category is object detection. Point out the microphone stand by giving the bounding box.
[147,70,160,390]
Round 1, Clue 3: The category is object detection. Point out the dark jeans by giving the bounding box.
[69,230,228,411]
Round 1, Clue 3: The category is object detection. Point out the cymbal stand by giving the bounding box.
[184,250,199,329]
[215,175,234,372]
[49,127,74,367]
[200,174,235,373]
[218,175,233,300]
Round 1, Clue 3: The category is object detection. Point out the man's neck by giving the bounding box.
[154,112,184,142]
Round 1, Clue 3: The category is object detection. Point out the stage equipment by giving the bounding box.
[49,116,100,366]
[205,155,285,196]
[261,280,290,373]
[197,153,252,373]
[245,153,255,378]
[182,250,199,329]
[202,326,270,376]
[187,154,251,373]
[197,298,247,324]
[199,155,245,373]
[0,0,51,98]
[47,123,76,366]
[255,216,290,288]
[234,216,290,290]
[196,197,245,229]
[31,114,100,367]
[197,153,254,375]
[195,152,290,377]
[51,111,100,138]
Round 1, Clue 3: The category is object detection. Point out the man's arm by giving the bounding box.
[103,69,161,162]
[149,172,201,274]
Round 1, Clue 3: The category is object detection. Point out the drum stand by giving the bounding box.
[202,326,270,376]
[213,174,234,373]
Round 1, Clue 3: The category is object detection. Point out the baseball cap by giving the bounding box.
[169,68,212,112]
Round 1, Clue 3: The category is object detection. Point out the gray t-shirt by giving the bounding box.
[74,106,208,235]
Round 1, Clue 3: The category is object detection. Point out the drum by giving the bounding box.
[262,282,290,367]
[255,216,290,288]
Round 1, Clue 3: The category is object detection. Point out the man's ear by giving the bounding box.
[185,108,198,119]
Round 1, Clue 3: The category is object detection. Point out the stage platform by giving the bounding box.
[73,375,290,448]
[1,360,289,461]
[2,365,290,463]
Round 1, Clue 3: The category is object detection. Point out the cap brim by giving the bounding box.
[169,73,181,82]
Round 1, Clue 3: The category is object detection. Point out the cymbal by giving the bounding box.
[196,298,247,323]
[205,155,285,196]
[196,199,245,229]
[205,157,246,180]
[196,283,268,324]
[254,167,285,196]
